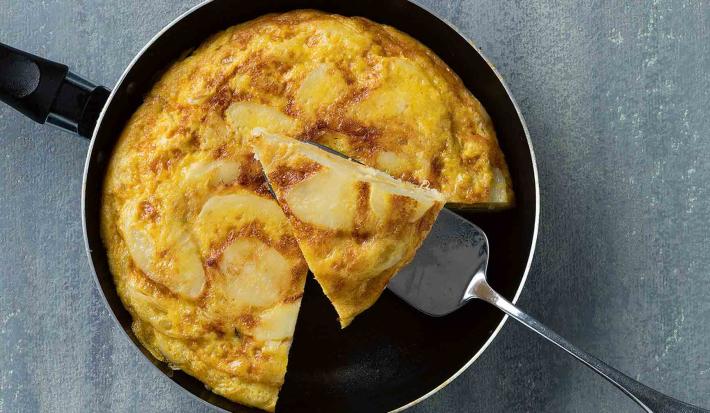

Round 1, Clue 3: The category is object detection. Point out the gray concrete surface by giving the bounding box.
[1,1,708,412]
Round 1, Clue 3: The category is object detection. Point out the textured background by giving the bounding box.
[1,1,708,412]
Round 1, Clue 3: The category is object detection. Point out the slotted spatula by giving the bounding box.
[389,208,708,413]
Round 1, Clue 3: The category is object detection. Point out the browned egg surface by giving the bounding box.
[252,130,445,327]
[101,9,512,412]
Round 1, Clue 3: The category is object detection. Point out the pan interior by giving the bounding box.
[83,1,537,411]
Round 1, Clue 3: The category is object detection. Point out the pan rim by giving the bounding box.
[81,1,540,412]
[81,1,232,412]
[390,1,539,411]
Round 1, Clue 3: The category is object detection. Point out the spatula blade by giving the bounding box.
[387,208,489,316]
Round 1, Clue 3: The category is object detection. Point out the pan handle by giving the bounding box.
[0,43,109,138]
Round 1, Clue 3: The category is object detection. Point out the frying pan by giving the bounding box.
[0,0,539,411]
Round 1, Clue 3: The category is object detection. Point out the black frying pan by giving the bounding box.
[0,1,539,411]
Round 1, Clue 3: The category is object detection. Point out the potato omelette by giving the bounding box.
[101,9,512,411]
[252,129,445,327]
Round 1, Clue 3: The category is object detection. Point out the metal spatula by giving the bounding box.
[389,208,708,413]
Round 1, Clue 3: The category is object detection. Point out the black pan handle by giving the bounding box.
[0,43,110,138]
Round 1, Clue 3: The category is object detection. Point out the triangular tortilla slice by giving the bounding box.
[251,129,445,327]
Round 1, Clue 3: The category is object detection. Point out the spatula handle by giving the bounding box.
[466,273,708,413]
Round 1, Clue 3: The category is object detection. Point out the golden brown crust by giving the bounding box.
[268,161,322,191]
[144,9,510,205]
[251,130,445,327]
[102,10,513,410]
